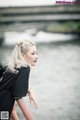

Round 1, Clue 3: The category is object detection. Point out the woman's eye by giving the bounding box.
[31,53,35,55]
[31,52,38,55]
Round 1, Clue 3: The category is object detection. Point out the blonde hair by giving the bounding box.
[6,40,36,72]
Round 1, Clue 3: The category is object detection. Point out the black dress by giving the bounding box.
[0,66,30,119]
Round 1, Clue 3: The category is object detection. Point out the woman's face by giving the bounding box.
[24,45,38,66]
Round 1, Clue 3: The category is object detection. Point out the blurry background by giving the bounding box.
[0,0,80,120]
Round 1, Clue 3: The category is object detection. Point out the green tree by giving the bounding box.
[75,0,79,2]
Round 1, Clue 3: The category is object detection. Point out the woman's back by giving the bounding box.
[0,66,30,118]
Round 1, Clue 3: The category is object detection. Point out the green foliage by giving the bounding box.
[45,21,80,33]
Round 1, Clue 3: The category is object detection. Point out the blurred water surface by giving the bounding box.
[0,39,80,120]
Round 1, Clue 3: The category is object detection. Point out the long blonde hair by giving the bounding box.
[6,40,36,72]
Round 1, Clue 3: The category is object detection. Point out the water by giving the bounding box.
[4,31,77,45]
[0,40,80,120]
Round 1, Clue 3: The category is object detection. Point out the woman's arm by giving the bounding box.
[28,88,38,109]
[11,104,20,120]
[16,98,32,120]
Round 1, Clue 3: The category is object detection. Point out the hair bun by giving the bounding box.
[16,41,23,47]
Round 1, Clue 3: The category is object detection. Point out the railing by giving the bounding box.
[0,5,80,24]
[0,4,80,44]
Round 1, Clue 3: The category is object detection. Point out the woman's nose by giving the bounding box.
[36,54,38,59]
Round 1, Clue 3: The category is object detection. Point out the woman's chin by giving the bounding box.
[31,63,36,66]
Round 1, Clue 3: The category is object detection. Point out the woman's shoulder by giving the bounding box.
[18,65,30,73]
[5,65,30,75]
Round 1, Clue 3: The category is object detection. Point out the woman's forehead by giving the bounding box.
[28,45,36,50]
[28,45,37,51]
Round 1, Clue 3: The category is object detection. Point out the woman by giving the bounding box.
[0,40,38,120]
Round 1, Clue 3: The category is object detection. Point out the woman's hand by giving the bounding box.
[28,88,38,109]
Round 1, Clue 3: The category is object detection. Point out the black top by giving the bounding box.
[0,66,30,119]
[0,64,5,79]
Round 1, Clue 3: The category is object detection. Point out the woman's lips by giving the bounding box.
[34,60,37,62]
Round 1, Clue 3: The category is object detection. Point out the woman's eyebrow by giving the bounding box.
[31,50,37,53]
